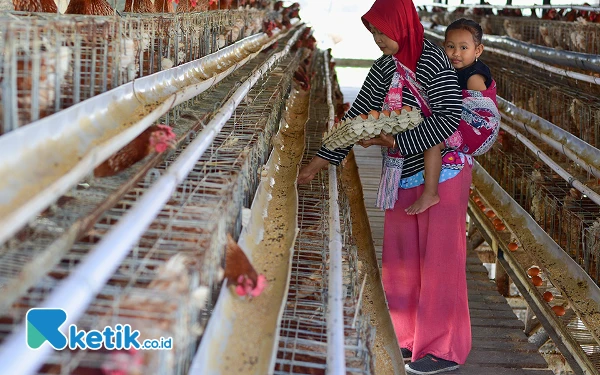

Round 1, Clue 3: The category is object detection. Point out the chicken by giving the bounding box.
[224,234,267,297]
[175,0,199,12]
[480,16,493,36]
[208,0,231,10]
[0,45,71,128]
[65,0,115,15]
[124,0,155,12]
[94,124,177,177]
[293,62,313,92]
[154,0,173,12]
[504,19,523,40]
[542,8,559,20]
[100,253,210,375]
[11,0,57,12]
[539,25,556,47]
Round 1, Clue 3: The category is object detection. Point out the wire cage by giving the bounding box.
[0,9,266,135]
[274,51,374,375]
[0,37,299,374]
[485,55,600,149]
[477,140,600,284]
[419,11,600,55]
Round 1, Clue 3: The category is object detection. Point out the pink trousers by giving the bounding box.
[382,163,472,364]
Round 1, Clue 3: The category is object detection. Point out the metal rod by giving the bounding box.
[498,97,600,179]
[499,121,600,206]
[324,50,346,375]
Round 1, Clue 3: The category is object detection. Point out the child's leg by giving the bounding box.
[405,143,443,215]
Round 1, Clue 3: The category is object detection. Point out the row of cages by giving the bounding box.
[419,11,600,56]
[487,58,600,150]
[0,9,266,134]
[477,145,600,284]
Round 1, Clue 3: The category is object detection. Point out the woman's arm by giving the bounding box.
[315,56,394,165]
[394,67,461,156]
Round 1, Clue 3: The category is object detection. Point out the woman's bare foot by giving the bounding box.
[406,192,440,215]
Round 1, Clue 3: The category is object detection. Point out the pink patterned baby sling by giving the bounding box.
[444,81,500,156]
[376,57,431,210]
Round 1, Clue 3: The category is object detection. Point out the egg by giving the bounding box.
[382,110,391,117]
[495,223,506,231]
[369,110,380,119]
[531,275,543,286]
[474,196,481,203]
[543,291,554,302]
[507,242,518,251]
[469,188,474,196]
[527,267,540,277]
[479,204,486,211]
[486,210,496,218]
[493,218,502,226]
[359,114,368,120]
[552,305,566,316]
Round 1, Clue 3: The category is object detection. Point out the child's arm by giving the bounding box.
[466,74,487,91]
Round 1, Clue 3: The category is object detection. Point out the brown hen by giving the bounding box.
[224,234,267,297]
[94,124,177,177]
[124,0,155,12]
[65,0,114,15]
[12,0,57,12]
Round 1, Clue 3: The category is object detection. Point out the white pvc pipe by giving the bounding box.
[498,97,600,179]
[500,121,600,207]
[0,26,306,375]
[485,45,600,86]
[500,113,600,180]
[324,51,346,375]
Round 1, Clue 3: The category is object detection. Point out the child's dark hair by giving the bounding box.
[445,18,483,45]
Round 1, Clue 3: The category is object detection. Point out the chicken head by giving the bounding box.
[148,124,177,153]
[225,234,268,298]
[234,274,268,297]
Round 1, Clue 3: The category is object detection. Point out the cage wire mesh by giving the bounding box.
[0,39,300,374]
[485,55,600,149]
[419,11,600,55]
[0,9,266,134]
[477,140,600,284]
[274,52,374,375]
[0,32,292,314]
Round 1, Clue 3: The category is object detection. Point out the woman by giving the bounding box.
[297,0,471,373]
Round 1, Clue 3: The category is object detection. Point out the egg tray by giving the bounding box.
[322,109,423,150]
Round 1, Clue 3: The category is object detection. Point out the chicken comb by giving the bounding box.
[155,124,177,138]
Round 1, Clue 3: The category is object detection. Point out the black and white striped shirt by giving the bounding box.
[317,39,462,178]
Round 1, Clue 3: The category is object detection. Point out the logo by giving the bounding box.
[26,308,172,351]
[27,308,68,350]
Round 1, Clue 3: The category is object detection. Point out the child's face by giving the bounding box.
[444,29,483,70]
[370,25,399,56]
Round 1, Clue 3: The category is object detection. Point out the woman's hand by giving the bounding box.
[358,132,396,148]
[298,156,329,184]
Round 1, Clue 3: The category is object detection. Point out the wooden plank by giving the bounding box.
[471,338,540,352]
[470,317,524,329]
[471,327,529,341]
[453,366,554,375]
[466,349,549,368]
[469,309,519,320]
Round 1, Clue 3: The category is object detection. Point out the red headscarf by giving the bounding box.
[361,0,424,73]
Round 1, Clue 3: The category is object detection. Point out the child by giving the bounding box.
[406,18,500,215]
